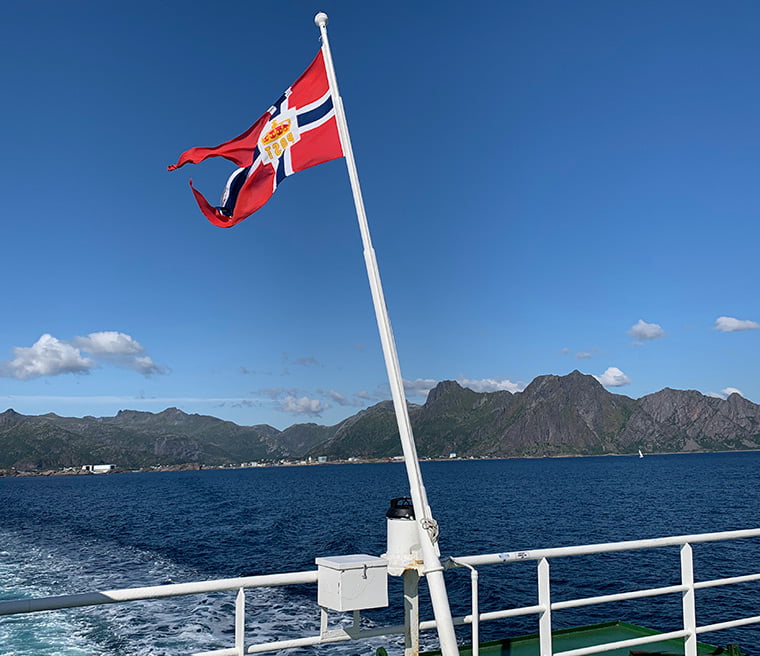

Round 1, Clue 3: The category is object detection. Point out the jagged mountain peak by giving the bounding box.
[428,379,463,393]
[425,380,467,404]
[519,370,608,402]
[725,392,753,409]
[115,409,152,419]
[0,408,25,430]
[157,407,191,419]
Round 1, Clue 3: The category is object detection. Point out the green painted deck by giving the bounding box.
[419,622,731,656]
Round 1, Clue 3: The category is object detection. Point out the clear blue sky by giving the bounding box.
[1,1,758,429]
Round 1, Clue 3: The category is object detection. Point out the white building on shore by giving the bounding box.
[81,464,115,474]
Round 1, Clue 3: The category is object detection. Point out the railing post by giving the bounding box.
[235,587,245,656]
[469,566,479,656]
[450,559,479,656]
[680,543,697,656]
[538,557,552,656]
[404,569,420,656]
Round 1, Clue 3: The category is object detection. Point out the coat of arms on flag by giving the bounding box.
[169,50,344,227]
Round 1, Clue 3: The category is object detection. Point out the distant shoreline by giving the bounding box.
[3,449,755,478]
[2,458,397,478]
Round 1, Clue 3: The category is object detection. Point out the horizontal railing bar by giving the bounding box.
[243,622,411,654]
[696,615,760,634]
[450,528,760,567]
[196,630,350,655]
[0,570,318,616]
[343,624,406,639]
[199,622,415,655]
[246,631,348,654]
[421,605,547,633]
[554,629,690,656]
[552,584,686,610]
[694,572,760,590]
[194,626,391,656]
[476,604,546,621]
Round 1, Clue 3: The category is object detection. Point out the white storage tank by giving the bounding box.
[383,497,422,576]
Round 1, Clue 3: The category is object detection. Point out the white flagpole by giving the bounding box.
[315,13,460,656]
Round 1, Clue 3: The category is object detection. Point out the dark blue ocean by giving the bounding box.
[1,453,759,655]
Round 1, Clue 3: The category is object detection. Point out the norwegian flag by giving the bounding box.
[169,51,344,228]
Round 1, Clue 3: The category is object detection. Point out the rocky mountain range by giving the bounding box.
[2,371,759,471]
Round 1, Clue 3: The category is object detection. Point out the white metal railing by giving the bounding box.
[446,528,760,656]
[1,528,759,656]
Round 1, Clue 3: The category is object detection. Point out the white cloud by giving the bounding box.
[259,386,363,411]
[1,331,165,380]
[71,331,143,355]
[324,390,368,408]
[318,389,364,407]
[720,387,744,399]
[458,377,525,393]
[279,395,330,416]
[706,387,745,400]
[628,319,665,341]
[714,316,760,332]
[564,348,595,359]
[404,378,439,397]
[133,355,165,376]
[72,331,165,375]
[326,390,349,405]
[0,334,93,380]
[403,377,526,398]
[256,387,300,399]
[594,367,631,387]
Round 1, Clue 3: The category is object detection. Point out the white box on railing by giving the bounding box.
[315,554,388,611]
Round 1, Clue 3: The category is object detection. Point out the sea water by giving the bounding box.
[1,453,759,655]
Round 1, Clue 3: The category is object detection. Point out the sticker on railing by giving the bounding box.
[497,551,530,561]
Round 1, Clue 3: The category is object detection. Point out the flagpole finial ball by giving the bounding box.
[314,12,328,27]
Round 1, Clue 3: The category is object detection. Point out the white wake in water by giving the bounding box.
[0,530,411,656]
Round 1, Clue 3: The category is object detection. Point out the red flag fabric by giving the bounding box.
[169,51,344,228]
